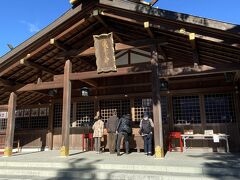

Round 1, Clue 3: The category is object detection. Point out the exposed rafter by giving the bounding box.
[92,9,123,42]
[19,54,58,75]
[188,33,200,65]
[0,78,16,87]
[50,39,71,51]
[101,11,240,48]
[78,38,167,57]
[82,79,98,87]
[144,21,168,61]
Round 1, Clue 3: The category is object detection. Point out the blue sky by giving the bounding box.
[0,0,239,57]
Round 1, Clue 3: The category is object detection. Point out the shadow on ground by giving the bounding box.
[187,153,240,180]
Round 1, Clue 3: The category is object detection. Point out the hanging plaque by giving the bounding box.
[93,32,116,73]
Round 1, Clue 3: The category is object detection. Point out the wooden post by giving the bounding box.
[4,92,17,156]
[48,100,54,150]
[151,46,164,158]
[60,60,72,156]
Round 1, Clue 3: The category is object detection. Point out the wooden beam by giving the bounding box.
[20,55,58,75]
[61,60,72,157]
[93,82,150,90]
[50,39,71,51]
[144,21,168,61]
[100,11,240,48]
[70,64,151,80]
[151,46,164,158]
[0,14,89,77]
[188,33,200,65]
[4,92,17,157]
[17,64,150,92]
[0,61,22,77]
[17,81,63,92]
[99,0,240,39]
[0,78,16,87]
[92,9,122,42]
[144,21,154,38]
[81,79,98,87]
[78,38,168,57]
[159,64,240,78]
[116,51,128,59]
[16,62,240,92]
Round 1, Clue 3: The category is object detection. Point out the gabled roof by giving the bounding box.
[0,0,239,105]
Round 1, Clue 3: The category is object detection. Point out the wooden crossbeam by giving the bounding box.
[50,39,71,51]
[17,81,63,92]
[144,21,168,61]
[94,82,150,90]
[16,62,240,92]
[78,38,167,57]
[101,11,240,48]
[17,64,150,92]
[20,54,58,75]
[81,79,98,87]
[159,64,240,78]
[188,33,200,65]
[92,9,122,42]
[144,21,154,38]
[0,78,16,86]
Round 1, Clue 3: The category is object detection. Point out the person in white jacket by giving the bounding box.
[92,116,104,154]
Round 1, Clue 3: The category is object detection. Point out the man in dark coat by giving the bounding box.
[106,110,119,154]
[116,114,132,156]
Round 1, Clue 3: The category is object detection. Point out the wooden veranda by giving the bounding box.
[0,0,240,157]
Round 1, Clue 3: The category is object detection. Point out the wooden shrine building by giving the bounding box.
[0,0,240,157]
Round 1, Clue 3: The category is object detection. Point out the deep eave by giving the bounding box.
[0,0,239,105]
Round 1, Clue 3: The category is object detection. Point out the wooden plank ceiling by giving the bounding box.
[0,0,239,105]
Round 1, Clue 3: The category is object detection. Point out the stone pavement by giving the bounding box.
[0,150,240,179]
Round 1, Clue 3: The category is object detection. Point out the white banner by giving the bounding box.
[0,111,8,119]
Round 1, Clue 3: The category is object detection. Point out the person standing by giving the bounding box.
[92,116,104,154]
[140,112,154,156]
[106,110,119,154]
[116,114,132,156]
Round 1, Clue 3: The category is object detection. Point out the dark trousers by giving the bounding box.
[116,132,129,153]
[144,134,152,154]
[108,133,116,154]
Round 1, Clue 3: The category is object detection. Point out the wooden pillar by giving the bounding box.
[60,60,72,156]
[48,101,54,150]
[4,92,17,156]
[151,46,164,158]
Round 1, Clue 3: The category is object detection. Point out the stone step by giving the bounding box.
[0,161,239,177]
[0,167,238,180]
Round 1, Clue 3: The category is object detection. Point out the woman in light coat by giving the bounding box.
[92,116,104,154]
